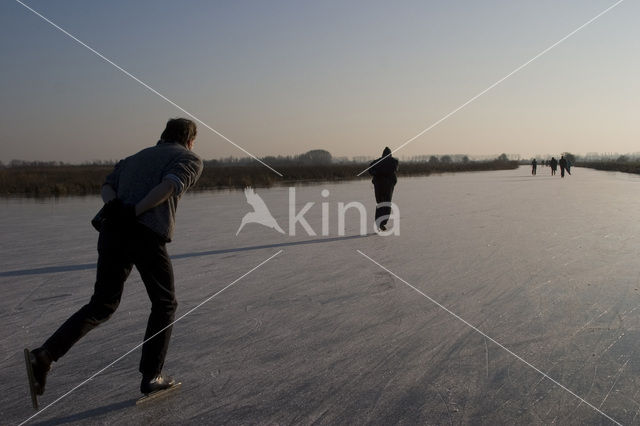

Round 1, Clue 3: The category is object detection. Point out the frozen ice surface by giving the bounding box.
[3,166,640,424]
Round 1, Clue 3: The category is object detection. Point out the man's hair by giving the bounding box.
[160,118,197,146]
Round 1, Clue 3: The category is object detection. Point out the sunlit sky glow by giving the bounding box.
[1,0,638,163]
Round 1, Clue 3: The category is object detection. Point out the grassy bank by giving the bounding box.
[577,161,640,175]
[0,160,518,197]
[0,165,113,197]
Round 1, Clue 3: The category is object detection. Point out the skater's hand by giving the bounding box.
[103,199,137,226]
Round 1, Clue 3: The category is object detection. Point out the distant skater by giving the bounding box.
[559,155,568,178]
[550,157,557,176]
[24,118,203,408]
[566,158,572,175]
[531,158,537,175]
[368,147,398,231]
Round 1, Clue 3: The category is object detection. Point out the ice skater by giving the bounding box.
[368,147,399,231]
[531,158,537,175]
[24,118,203,409]
[550,157,557,176]
[559,155,568,178]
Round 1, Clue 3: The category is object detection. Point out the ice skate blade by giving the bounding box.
[24,348,39,410]
[136,382,182,405]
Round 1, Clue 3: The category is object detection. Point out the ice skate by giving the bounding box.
[24,348,51,410]
[137,374,181,405]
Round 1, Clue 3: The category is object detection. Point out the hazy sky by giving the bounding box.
[1,1,638,164]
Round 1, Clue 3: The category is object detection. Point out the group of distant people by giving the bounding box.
[531,155,571,178]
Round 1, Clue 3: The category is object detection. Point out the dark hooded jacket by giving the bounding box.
[559,157,567,169]
[369,147,399,185]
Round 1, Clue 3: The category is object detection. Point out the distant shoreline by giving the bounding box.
[0,160,518,197]
[576,161,640,176]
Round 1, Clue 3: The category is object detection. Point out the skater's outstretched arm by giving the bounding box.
[134,179,175,216]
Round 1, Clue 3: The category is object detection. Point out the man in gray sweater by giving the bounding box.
[25,118,203,405]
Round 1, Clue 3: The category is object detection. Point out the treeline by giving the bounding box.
[212,149,333,166]
[0,158,518,197]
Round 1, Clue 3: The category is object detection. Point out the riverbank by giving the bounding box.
[576,160,640,175]
[0,160,518,197]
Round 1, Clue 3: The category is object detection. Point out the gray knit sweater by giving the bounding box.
[103,140,203,242]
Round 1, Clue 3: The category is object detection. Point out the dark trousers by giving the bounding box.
[560,166,565,177]
[42,223,176,377]
[374,180,395,227]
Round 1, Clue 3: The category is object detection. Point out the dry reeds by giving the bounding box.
[0,160,518,197]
